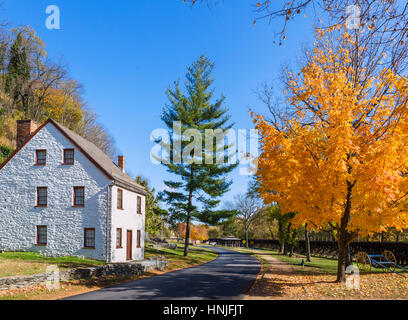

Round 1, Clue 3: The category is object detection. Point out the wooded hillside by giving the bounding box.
[0,25,116,161]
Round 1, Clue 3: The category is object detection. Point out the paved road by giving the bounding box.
[66,246,260,300]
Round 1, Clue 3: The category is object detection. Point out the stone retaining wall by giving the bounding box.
[0,258,168,290]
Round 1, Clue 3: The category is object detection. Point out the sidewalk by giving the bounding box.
[245,251,311,300]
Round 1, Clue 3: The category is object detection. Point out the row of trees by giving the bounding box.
[207,194,300,253]
[119,1,408,286]
[209,197,408,244]
[153,51,408,277]
[129,1,408,285]
[174,0,408,284]
[0,25,116,158]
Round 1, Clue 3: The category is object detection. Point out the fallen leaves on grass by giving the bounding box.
[246,254,408,300]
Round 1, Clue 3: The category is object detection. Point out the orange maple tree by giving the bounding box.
[190,225,209,241]
[253,26,408,282]
[176,223,209,242]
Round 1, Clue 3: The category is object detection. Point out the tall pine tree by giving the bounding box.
[160,55,237,256]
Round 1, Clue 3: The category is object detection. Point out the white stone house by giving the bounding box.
[0,119,146,263]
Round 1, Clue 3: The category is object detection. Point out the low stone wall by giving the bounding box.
[146,240,177,250]
[0,258,168,291]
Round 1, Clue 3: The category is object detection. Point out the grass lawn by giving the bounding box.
[0,252,105,278]
[234,247,396,275]
[145,244,217,270]
[0,245,217,300]
[230,247,338,273]
[253,249,340,274]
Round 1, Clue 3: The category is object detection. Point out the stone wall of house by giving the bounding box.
[0,258,168,290]
[0,122,112,261]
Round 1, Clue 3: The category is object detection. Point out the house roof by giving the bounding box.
[0,118,146,195]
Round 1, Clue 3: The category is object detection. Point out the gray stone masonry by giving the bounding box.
[0,258,168,290]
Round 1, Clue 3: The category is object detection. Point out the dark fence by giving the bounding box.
[208,238,242,247]
[249,239,408,266]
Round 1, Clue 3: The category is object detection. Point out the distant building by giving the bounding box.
[208,237,242,247]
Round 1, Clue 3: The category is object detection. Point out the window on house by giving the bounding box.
[137,196,142,214]
[84,228,95,248]
[73,187,85,207]
[37,187,48,207]
[35,150,46,165]
[63,149,75,165]
[137,230,141,248]
[116,228,122,248]
[36,226,47,245]
[117,189,123,209]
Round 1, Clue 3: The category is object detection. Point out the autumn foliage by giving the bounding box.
[253,26,408,281]
[40,87,83,132]
[176,223,208,242]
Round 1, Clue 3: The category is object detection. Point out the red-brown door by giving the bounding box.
[126,230,133,261]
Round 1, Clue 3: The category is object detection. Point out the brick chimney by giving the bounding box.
[118,155,125,172]
[17,120,38,147]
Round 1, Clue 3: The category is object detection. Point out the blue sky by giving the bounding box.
[2,0,314,205]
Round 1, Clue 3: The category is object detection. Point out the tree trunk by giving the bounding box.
[268,225,274,240]
[346,245,352,267]
[396,231,400,243]
[305,223,311,262]
[283,223,291,255]
[184,213,191,257]
[336,180,355,283]
[278,220,284,253]
[245,227,249,248]
[337,234,348,283]
[184,168,194,257]
[289,243,294,257]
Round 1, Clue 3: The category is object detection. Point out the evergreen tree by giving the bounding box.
[0,145,13,164]
[159,55,237,256]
